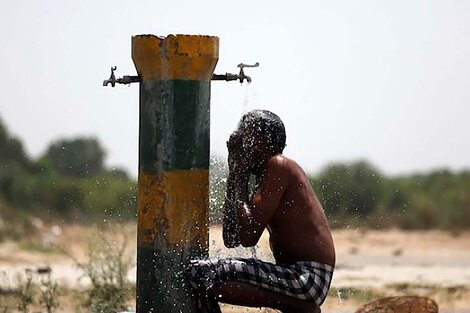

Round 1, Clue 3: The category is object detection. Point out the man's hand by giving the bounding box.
[227,131,243,156]
[227,131,249,175]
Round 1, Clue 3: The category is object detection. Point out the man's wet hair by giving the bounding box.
[239,110,286,155]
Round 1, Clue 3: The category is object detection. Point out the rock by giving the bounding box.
[51,225,62,236]
[349,246,359,254]
[37,266,52,274]
[30,217,44,230]
[355,296,438,313]
[42,233,56,247]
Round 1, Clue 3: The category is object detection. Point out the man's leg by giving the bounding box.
[208,281,320,313]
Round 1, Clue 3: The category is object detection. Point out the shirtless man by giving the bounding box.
[189,110,335,313]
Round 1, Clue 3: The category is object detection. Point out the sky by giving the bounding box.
[1,0,469,177]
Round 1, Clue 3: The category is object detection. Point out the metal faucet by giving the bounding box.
[103,66,141,87]
[212,62,259,83]
[103,62,259,87]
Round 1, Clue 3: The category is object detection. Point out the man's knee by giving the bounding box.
[186,259,205,290]
[187,259,222,291]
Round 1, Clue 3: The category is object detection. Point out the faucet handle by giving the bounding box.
[237,62,260,69]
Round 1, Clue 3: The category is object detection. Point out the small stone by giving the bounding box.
[349,246,359,254]
[355,296,438,313]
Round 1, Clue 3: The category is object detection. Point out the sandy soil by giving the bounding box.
[1,224,469,312]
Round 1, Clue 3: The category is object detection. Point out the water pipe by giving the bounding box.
[103,34,258,313]
[132,34,217,313]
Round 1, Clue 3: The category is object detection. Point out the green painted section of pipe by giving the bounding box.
[137,245,206,312]
[139,80,211,173]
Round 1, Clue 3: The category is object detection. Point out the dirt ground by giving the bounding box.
[1,224,470,312]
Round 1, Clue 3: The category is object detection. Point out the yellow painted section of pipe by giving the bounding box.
[138,169,209,249]
[132,34,219,81]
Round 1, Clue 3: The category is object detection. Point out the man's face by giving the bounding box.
[242,128,260,151]
[241,127,268,173]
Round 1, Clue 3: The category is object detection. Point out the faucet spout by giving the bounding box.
[237,62,258,83]
[103,66,117,87]
[212,62,259,83]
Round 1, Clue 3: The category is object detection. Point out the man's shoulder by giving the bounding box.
[266,154,298,169]
[265,155,300,178]
[265,154,287,169]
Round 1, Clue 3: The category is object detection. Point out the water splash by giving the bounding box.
[241,83,254,114]
[208,82,266,261]
[336,288,344,313]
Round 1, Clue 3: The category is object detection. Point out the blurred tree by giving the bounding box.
[0,117,35,203]
[314,160,383,219]
[109,167,130,180]
[44,138,105,178]
[0,118,32,169]
[0,116,138,226]
[3,114,470,229]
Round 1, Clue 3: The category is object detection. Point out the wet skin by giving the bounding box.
[263,154,335,266]
[216,131,336,312]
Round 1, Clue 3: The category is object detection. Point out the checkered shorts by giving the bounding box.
[188,258,334,307]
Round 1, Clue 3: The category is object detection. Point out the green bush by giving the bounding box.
[2,114,470,230]
[74,230,134,313]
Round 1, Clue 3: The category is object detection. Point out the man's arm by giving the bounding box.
[236,156,290,247]
[222,132,250,248]
[222,166,249,248]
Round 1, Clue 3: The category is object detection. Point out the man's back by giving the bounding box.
[263,155,336,267]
